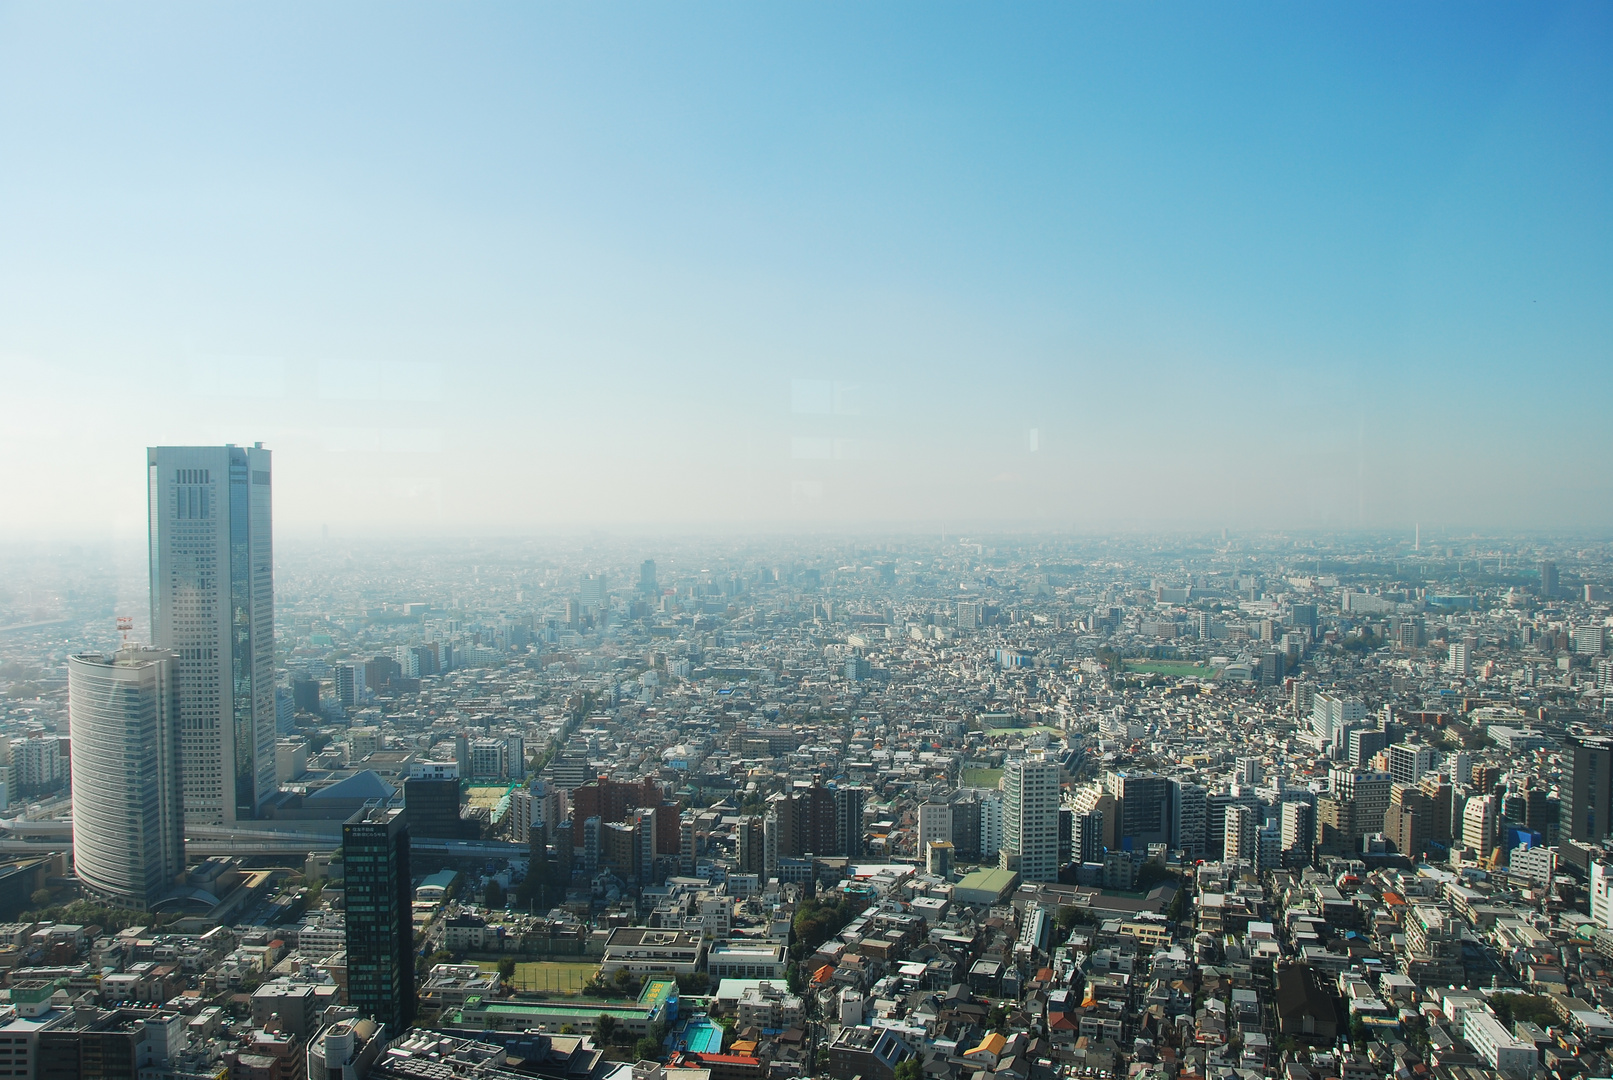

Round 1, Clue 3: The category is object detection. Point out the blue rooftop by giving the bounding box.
[308,770,397,801]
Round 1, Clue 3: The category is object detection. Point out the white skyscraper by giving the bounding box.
[918,802,953,852]
[1462,793,1497,855]
[67,647,185,908]
[1280,801,1314,859]
[1223,803,1258,864]
[148,444,277,827]
[1001,757,1061,883]
[979,792,1003,861]
[1310,692,1367,743]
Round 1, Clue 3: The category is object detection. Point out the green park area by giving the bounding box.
[1121,661,1218,679]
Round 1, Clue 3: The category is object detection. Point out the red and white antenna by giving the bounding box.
[116,616,133,645]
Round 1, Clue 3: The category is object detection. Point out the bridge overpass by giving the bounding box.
[0,824,526,861]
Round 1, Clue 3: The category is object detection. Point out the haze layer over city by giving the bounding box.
[3,7,1613,1080]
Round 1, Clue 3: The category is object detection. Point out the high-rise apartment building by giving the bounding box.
[979,792,1003,861]
[1109,772,1175,850]
[1309,693,1361,754]
[1448,642,1470,676]
[1416,775,1455,845]
[1384,784,1434,857]
[147,444,276,827]
[334,664,365,707]
[1328,769,1393,846]
[570,776,662,827]
[1071,787,1118,851]
[1313,797,1354,856]
[469,739,509,780]
[833,786,868,859]
[1000,758,1060,882]
[579,573,607,608]
[1205,790,1261,859]
[1348,726,1390,769]
[736,816,765,874]
[1172,782,1207,857]
[1572,626,1607,658]
[1387,744,1438,786]
[1223,804,1257,864]
[779,784,839,857]
[1462,793,1497,855]
[1257,819,1283,872]
[949,795,982,860]
[1279,801,1314,859]
[1310,693,1366,744]
[13,735,63,794]
[761,812,779,879]
[1540,560,1559,598]
[66,647,185,909]
[1073,809,1105,864]
[343,806,415,1034]
[508,783,558,847]
[917,802,953,852]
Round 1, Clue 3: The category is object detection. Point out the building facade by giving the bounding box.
[343,807,415,1034]
[1561,735,1613,844]
[66,647,185,909]
[147,444,276,827]
[1001,758,1060,882]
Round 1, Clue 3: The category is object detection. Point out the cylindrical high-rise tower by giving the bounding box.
[67,646,185,909]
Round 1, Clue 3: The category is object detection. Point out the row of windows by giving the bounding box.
[174,486,212,520]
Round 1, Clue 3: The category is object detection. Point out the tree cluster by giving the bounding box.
[790,894,866,961]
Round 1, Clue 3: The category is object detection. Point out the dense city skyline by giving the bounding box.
[3,7,1613,1080]
[5,444,1613,1080]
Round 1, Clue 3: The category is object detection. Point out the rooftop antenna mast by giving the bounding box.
[116,616,133,646]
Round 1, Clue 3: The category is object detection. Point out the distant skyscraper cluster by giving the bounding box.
[67,444,278,907]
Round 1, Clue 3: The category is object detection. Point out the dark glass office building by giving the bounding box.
[1561,736,1613,844]
[344,806,415,1033]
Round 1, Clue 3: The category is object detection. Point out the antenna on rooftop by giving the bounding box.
[116,616,133,645]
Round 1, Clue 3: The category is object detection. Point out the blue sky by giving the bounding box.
[1,3,1609,536]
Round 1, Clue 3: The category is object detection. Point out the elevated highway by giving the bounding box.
[0,822,526,861]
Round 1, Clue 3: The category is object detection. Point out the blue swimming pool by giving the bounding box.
[678,1021,724,1055]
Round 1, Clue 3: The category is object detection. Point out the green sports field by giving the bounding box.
[960,767,1003,789]
[476,960,600,994]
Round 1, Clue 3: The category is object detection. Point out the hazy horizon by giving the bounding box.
[4,3,1611,537]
